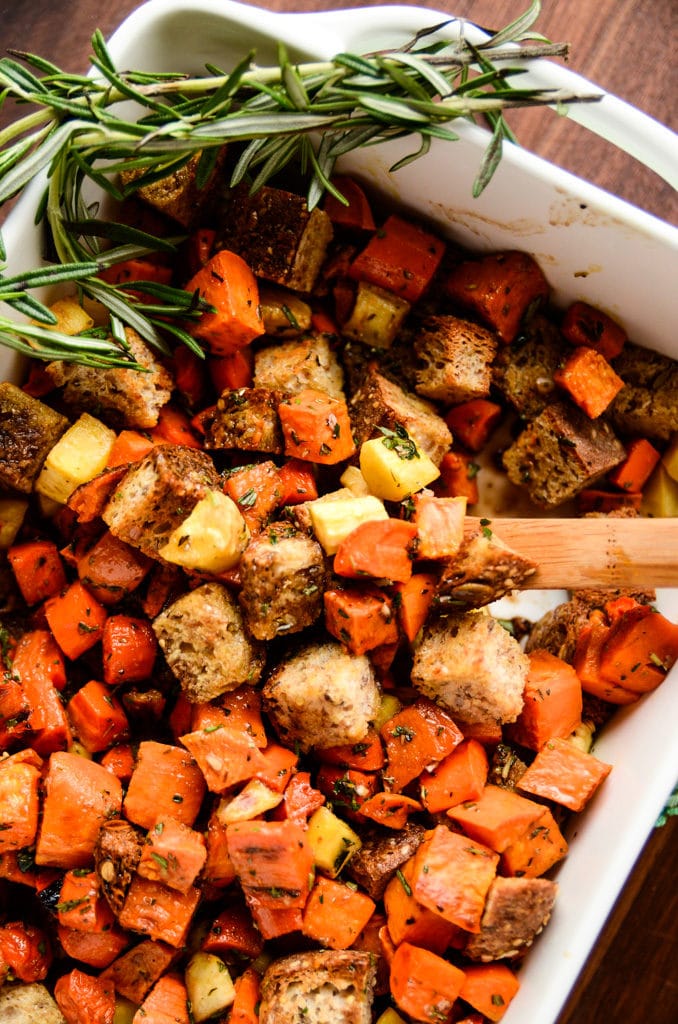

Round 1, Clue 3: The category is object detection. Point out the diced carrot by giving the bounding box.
[203,812,237,889]
[413,492,466,559]
[598,604,678,694]
[216,685,268,748]
[324,175,376,231]
[608,438,661,493]
[324,586,399,655]
[572,610,638,705]
[35,751,122,869]
[118,876,201,948]
[461,720,505,746]
[106,429,156,467]
[553,345,624,418]
[278,387,356,465]
[577,488,642,514]
[98,256,173,293]
[253,742,299,793]
[460,963,520,1022]
[310,308,341,336]
[359,791,423,829]
[45,581,108,660]
[67,680,130,753]
[272,770,325,826]
[102,614,158,685]
[444,398,504,453]
[170,344,208,409]
[187,227,217,277]
[277,458,318,505]
[435,450,480,504]
[100,743,135,783]
[185,249,264,355]
[229,966,261,1024]
[100,939,176,1004]
[419,738,489,814]
[57,923,130,969]
[394,572,438,644]
[349,214,445,303]
[384,857,462,954]
[316,729,385,772]
[137,817,207,893]
[0,851,59,891]
[447,784,545,854]
[389,941,466,1023]
[0,921,52,982]
[149,403,202,448]
[334,518,418,583]
[500,806,569,878]
[226,820,314,907]
[7,539,67,605]
[208,347,254,393]
[302,875,375,950]
[77,530,152,606]
[180,727,267,793]
[123,740,206,830]
[411,825,499,932]
[54,967,116,1024]
[517,737,612,811]
[223,460,283,533]
[444,250,549,344]
[57,868,114,933]
[506,649,583,752]
[0,753,41,852]
[201,900,264,960]
[132,972,190,1024]
[561,300,627,360]
[67,466,128,523]
[0,672,31,751]
[315,764,379,820]
[12,629,70,755]
[240,891,303,940]
[141,561,183,619]
[381,697,464,792]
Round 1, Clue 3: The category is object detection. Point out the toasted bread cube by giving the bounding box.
[254,332,345,400]
[0,382,69,494]
[259,950,377,1024]
[414,314,497,403]
[205,387,284,453]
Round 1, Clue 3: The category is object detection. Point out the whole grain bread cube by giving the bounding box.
[414,314,497,404]
[492,314,563,418]
[217,184,333,293]
[435,528,538,609]
[102,445,221,559]
[120,149,226,228]
[346,822,427,900]
[349,366,451,466]
[153,582,265,702]
[263,640,380,752]
[254,332,345,400]
[238,522,327,640]
[608,341,678,441]
[0,983,68,1024]
[204,387,284,453]
[259,949,377,1024]
[412,610,528,726]
[464,876,558,961]
[502,399,625,507]
[0,382,68,494]
[47,328,173,429]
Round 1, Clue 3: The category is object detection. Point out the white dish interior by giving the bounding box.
[1,3,677,1022]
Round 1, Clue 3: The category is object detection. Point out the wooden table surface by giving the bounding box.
[1,2,676,1022]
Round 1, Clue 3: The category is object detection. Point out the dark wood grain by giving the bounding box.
[1,3,676,1022]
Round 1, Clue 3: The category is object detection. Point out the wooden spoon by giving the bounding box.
[464,516,678,589]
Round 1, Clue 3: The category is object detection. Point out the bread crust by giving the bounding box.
[259,949,378,1024]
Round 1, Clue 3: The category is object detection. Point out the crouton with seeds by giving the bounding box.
[464,876,558,961]
[259,949,377,1024]
[254,332,345,400]
[204,387,284,453]
[609,341,678,441]
[436,527,538,608]
[0,382,68,494]
[414,314,497,404]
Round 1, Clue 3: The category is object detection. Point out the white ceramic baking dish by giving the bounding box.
[1,3,677,1022]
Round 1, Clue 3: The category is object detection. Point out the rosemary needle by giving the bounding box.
[0,0,601,369]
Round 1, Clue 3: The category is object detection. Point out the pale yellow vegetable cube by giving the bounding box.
[376,1010,408,1024]
[359,434,439,501]
[113,997,137,1024]
[309,493,388,555]
[339,464,371,496]
[341,280,411,349]
[185,952,235,1023]
[0,497,28,548]
[307,805,362,877]
[373,693,403,733]
[44,297,94,336]
[35,413,116,504]
[158,491,249,573]
[217,779,283,824]
[661,432,678,482]
[640,463,678,517]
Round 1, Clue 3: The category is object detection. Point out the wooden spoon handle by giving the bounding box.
[464,517,678,590]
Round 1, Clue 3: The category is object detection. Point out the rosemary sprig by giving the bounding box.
[0,1,602,369]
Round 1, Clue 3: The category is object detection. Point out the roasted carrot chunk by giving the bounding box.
[106,428,156,467]
[100,939,176,1004]
[384,857,462,954]
[460,963,521,1022]
[517,736,612,812]
[420,737,489,813]
[349,214,445,303]
[57,922,130,969]
[132,972,190,1024]
[411,825,499,932]
[500,807,569,878]
[57,868,114,933]
[7,539,67,605]
[201,901,264,960]
[506,649,583,752]
[77,530,152,606]
[123,740,206,830]
[447,784,545,854]
[229,966,261,1024]
[186,249,264,356]
[381,697,464,792]
[137,817,207,893]
[333,518,418,583]
[226,820,313,908]
[44,581,108,660]
[324,586,399,655]
[395,572,438,644]
[302,875,376,949]
[180,727,267,793]
[553,345,624,418]
[390,941,466,1023]
[324,175,376,231]
[561,300,627,360]
[118,877,201,948]
[54,967,116,1024]
[0,752,42,852]
[444,398,504,453]
[278,387,356,465]
[598,604,678,694]
[0,920,52,982]
[67,680,130,753]
[359,791,422,830]
[608,437,661,493]
[102,614,158,685]
[435,449,480,504]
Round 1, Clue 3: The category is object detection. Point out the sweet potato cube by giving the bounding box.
[516,736,612,812]
[553,345,624,418]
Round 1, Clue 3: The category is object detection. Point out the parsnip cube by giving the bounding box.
[662,432,678,482]
[0,497,28,548]
[342,280,411,349]
[185,952,235,1023]
[216,779,283,824]
[43,297,94,336]
[35,413,116,504]
[359,434,439,501]
[309,494,388,555]
[307,805,362,877]
[339,464,371,496]
[640,463,678,517]
[158,491,249,572]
